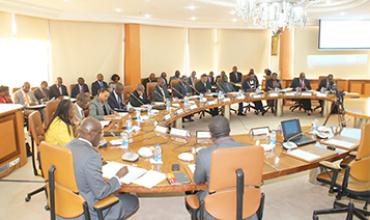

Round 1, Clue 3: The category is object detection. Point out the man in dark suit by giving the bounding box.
[187,71,198,93]
[173,76,192,99]
[194,116,256,220]
[169,70,181,85]
[34,81,50,103]
[66,118,139,220]
[49,77,68,99]
[71,77,89,98]
[129,84,149,107]
[290,72,312,114]
[195,74,212,94]
[216,75,235,93]
[208,71,215,86]
[265,72,282,113]
[108,83,126,111]
[142,73,157,90]
[318,74,336,92]
[242,72,266,115]
[229,66,244,115]
[151,78,170,102]
[91,73,108,96]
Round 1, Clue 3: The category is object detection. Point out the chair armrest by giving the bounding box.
[319,160,342,171]
[185,195,200,210]
[94,195,119,211]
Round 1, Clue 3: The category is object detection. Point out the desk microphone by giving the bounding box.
[153,87,166,102]
[129,92,145,106]
[282,132,303,150]
[184,81,201,95]
[171,85,185,98]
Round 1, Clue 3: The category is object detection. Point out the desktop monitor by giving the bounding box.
[281,119,302,141]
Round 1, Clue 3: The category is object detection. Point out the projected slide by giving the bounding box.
[319,20,370,50]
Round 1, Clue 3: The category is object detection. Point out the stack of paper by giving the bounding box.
[324,139,356,149]
[133,170,166,188]
[102,161,147,184]
[287,149,320,162]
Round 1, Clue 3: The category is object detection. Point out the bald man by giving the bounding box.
[193,116,256,220]
[13,82,38,106]
[65,117,139,220]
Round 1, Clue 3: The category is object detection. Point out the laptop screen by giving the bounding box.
[281,119,302,141]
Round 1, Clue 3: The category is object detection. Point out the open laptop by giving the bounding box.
[281,119,316,146]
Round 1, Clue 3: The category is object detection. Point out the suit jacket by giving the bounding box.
[91,81,108,97]
[208,76,215,86]
[65,138,126,220]
[265,79,282,91]
[89,97,113,120]
[195,81,211,94]
[13,90,38,106]
[242,78,259,92]
[49,84,68,99]
[318,79,335,91]
[108,91,125,111]
[169,76,180,85]
[71,84,89,98]
[173,82,192,99]
[217,81,235,93]
[151,85,170,102]
[129,90,149,107]
[229,71,243,83]
[34,88,50,103]
[291,78,311,91]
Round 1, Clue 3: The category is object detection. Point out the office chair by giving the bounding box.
[123,85,134,105]
[146,82,157,102]
[44,98,61,127]
[313,123,370,220]
[25,111,47,203]
[185,146,265,220]
[39,142,120,220]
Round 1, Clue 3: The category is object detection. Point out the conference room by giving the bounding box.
[0,0,370,220]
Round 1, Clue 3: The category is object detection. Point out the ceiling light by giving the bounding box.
[186,5,197,10]
[115,8,122,13]
[144,13,151,18]
[190,16,197,21]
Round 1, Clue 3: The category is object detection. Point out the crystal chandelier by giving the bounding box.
[234,0,310,32]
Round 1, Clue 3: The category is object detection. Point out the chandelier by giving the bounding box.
[234,0,311,33]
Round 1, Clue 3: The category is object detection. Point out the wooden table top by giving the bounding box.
[98,93,353,193]
[345,96,370,120]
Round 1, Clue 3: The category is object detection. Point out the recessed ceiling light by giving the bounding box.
[115,8,122,13]
[144,13,151,18]
[190,16,197,21]
[186,5,197,10]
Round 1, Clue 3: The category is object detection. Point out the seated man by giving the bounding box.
[49,77,69,99]
[193,116,256,220]
[173,76,193,99]
[91,73,109,97]
[229,66,244,115]
[108,83,126,111]
[129,84,149,107]
[71,77,90,98]
[14,82,38,106]
[34,81,50,103]
[151,78,170,102]
[317,74,336,112]
[89,88,114,120]
[242,72,266,115]
[216,75,235,93]
[265,72,282,113]
[66,117,139,220]
[72,93,91,125]
[142,73,157,90]
[291,72,312,114]
[195,74,212,94]
[169,70,181,85]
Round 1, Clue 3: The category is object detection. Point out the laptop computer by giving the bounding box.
[281,119,316,146]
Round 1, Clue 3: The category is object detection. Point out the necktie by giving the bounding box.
[58,86,62,95]
[80,85,83,93]
[80,109,84,119]
[24,93,30,105]
[103,105,108,115]
[300,80,305,88]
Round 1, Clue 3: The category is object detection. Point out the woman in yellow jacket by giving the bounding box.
[45,99,76,146]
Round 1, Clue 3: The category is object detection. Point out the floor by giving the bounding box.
[0,105,362,220]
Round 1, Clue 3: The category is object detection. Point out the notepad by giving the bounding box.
[133,170,166,188]
[287,149,320,162]
[188,164,196,174]
[324,139,356,149]
[102,161,147,184]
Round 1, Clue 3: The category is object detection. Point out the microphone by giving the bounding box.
[129,92,145,106]
[216,82,225,93]
[153,87,166,102]
[183,80,201,95]
[171,84,185,98]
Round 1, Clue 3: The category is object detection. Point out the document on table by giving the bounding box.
[340,128,361,140]
[100,120,110,127]
[133,170,166,188]
[188,164,196,174]
[102,161,147,184]
[323,139,356,149]
[286,149,320,162]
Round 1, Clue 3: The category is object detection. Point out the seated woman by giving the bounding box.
[0,85,13,103]
[45,99,76,146]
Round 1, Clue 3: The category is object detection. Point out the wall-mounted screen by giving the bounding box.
[319,20,370,50]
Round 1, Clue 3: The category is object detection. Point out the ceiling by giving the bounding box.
[0,0,370,28]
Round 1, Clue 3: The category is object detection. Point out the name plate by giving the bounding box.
[170,128,190,138]
[253,94,262,99]
[250,127,270,136]
[302,92,312,97]
[236,96,245,100]
[155,126,168,134]
[285,92,295,96]
[196,131,212,139]
[200,98,207,102]
[269,93,278,97]
[207,100,217,105]
[223,97,231,102]
[164,114,171,121]
[190,104,198,110]
[316,92,327,97]
[176,109,184,115]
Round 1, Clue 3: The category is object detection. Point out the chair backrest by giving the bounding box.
[356,123,370,160]
[205,146,264,220]
[170,79,180,88]
[12,87,20,94]
[44,99,61,126]
[28,111,45,146]
[70,84,77,95]
[123,85,135,104]
[39,142,86,218]
[350,157,370,183]
[146,82,157,101]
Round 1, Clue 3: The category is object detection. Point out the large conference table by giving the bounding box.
[99,91,352,194]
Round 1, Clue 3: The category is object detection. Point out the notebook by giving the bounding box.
[102,161,147,184]
[286,149,320,162]
[133,170,166,188]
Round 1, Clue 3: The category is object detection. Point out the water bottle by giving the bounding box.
[238,89,243,97]
[166,98,171,111]
[121,132,129,150]
[154,144,162,163]
[147,105,152,115]
[199,93,204,102]
[184,96,189,106]
[135,109,141,122]
[218,90,223,101]
[270,130,276,146]
[312,118,318,133]
[126,117,132,133]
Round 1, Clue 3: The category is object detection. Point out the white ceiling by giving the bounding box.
[0,0,369,28]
